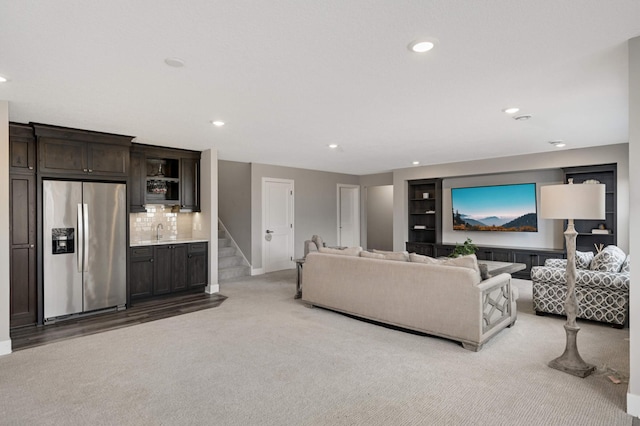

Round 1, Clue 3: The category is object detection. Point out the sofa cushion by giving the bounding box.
[318,246,362,256]
[360,251,385,260]
[590,246,626,272]
[409,253,481,280]
[372,249,410,262]
[575,251,594,269]
[361,250,408,262]
[409,253,440,264]
[620,255,630,274]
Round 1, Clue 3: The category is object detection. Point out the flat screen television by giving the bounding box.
[451,183,538,232]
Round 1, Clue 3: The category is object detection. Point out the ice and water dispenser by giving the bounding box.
[52,228,75,254]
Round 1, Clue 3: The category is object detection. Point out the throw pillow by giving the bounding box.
[575,251,594,269]
[620,255,630,274]
[360,251,385,260]
[372,249,410,262]
[590,245,626,272]
[409,253,440,264]
[318,246,362,256]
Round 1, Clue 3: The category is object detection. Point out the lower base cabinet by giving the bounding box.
[130,242,208,300]
[406,242,564,279]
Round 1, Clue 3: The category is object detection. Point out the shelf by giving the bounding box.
[410,198,435,201]
[410,212,436,215]
[411,228,435,231]
[146,177,179,183]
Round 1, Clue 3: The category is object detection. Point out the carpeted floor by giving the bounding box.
[0,270,632,425]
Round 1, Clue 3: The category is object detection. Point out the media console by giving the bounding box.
[405,242,565,280]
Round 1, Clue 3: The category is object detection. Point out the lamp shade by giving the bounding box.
[540,183,605,220]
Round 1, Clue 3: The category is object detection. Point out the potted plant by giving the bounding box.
[449,238,478,258]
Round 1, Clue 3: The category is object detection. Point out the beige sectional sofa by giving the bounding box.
[302,251,517,351]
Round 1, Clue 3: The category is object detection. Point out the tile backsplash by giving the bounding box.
[130,204,194,242]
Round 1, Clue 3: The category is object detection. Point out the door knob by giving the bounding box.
[266,230,274,234]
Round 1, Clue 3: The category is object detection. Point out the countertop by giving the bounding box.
[130,238,209,247]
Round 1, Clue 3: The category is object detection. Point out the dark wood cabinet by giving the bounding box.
[427,243,564,279]
[188,243,208,287]
[171,245,189,292]
[129,143,201,211]
[131,242,208,300]
[407,179,442,245]
[32,123,133,178]
[9,124,37,328]
[563,164,617,252]
[9,123,36,173]
[129,150,147,213]
[10,174,37,327]
[130,246,154,298]
[180,157,200,212]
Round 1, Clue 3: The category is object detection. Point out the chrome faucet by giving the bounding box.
[156,223,163,241]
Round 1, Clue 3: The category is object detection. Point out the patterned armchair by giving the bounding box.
[531,247,630,328]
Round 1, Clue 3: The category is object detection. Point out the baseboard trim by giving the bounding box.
[205,284,220,294]
[0,339,12,356]
[628,388,640,417]
[251,268,264,276]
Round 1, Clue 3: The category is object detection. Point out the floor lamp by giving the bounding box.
[540,179,605,378]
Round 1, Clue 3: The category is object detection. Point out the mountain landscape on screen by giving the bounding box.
[451,183,538,232]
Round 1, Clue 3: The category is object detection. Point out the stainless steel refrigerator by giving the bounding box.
[43,180,127,321]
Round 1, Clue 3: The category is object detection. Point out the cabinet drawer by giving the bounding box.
[188,242,208,254]
[131,246,153,258]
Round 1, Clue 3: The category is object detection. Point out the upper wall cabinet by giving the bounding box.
[130,143,201,212]
[33,123,133,178]
[9,123,36,174]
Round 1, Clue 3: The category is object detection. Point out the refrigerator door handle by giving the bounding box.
[83,203,90,272]
[77,203,84,273]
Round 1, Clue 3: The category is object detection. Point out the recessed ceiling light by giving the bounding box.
[164,57,185,67]
[412,161,420,165]
[211,120,225,127]
[0,75,7,83]
[549,140,566,148]
[503,107,520,114]
[328,144,339,149]
[513,114,532,121]
[408,40,435,53]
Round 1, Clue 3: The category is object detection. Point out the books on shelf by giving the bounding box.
[591,229,610,234]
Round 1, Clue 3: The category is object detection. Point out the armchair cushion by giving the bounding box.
[620,255,631,273]
[530,266,629,291]
[575,251,594,269]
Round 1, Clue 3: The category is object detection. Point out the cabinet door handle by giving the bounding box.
[88,169,93,173]
[83,168,88,172]
[30,244,34,248]
[28,166,34,170]
[188,254,192,258]
[150,258,154,263]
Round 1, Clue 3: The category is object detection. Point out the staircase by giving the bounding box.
[218,221,251,281]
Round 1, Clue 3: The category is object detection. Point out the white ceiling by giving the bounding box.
[1,1,639,175]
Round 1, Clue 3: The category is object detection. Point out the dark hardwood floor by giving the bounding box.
[10,291,227,351]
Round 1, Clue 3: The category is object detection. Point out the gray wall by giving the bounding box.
[218,160,252,262]
[442,170,565,249]
[0,101,9,354]
[393,144,629,253]
[366,185,394,251]
[627,36,639,416]
[250,163,359,270]
[359,172,393,251]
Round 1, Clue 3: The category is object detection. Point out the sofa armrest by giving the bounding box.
[475,273,515,334]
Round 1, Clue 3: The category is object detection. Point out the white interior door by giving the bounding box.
[338,184,360,247]
[263,178,294,272]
